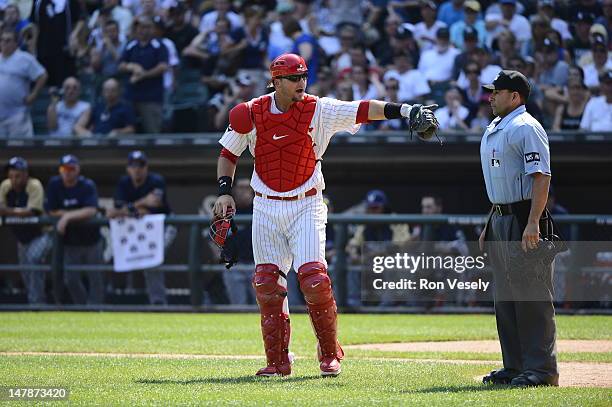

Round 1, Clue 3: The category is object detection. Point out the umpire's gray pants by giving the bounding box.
[486,211,558,382]
[64,241,104,305]
[17,233,52,304]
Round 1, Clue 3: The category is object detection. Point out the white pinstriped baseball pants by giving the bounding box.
[252,192,328,274]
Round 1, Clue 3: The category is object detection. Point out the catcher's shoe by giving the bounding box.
[320,357,341,377]
[256,352,295,377]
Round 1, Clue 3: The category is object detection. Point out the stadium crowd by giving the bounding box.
[0,0,611,137]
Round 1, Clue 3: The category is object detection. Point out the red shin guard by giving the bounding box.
[253,264,291,375]
[297,262,344,362]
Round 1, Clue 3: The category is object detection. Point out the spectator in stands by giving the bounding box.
[414,1,446,53]
[267,1,295,60]
[88,78,136,136]
[198,0,242,35]
[597,0,612,35]
[521,14,551,58]
[450,1,485,51]
[45,154,104,305]
[0,157,50,304]
[372,13,401,67]
[492,30,518,69]
[568,12,596,64]
[384,52,430,103]
[29,0,82,87]
[452,26,480,79]
[459,61,484,123]
[220,177,255,305]
[537,38,569,91]
[335,80,353,101]
[308,66,336,98]
[88,0,132,42]
[377,75,408,130]
[47,77,91,137]
[107,150,175,305]
[583,36,612,89]
[3,4,29,35]
[536,0,572,42]
[183,15,244,83]
[485,0,531,52]
[138,0,162,20]
[437,0,465,27]
[239,5,268,72]
[164,2,198,55]
[376,24,420,70]
[283,17,319,84]
[458,47,502,90]
[552,77,590,131]
[577,24,610,68]
[210,72,256,131]
[435,87,469,131]
[0,30,47,138]
[90,20,125,78]
[580,70,612,131]
[349,64,383,101]
[119,15,168,134]
[418,26,460,84]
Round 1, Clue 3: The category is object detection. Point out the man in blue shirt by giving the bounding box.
[89,78,136,136]
[119,15,169,134]
[479,71,559,387]
[45,155,104,304]
[108,151,174,305]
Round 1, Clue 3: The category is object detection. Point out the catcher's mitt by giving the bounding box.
[408,104,442,145]
[209,208,238,268]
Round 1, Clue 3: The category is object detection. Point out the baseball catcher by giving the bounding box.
[212,53,439,377]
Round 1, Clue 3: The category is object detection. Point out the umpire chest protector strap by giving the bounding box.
[252,94,317,192]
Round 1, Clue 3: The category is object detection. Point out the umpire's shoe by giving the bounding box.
[482,368,520,385]
[510,372,559,387]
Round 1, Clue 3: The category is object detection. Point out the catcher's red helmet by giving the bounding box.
[269,53,308,79]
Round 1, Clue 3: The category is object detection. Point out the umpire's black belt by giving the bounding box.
[493,200,531,216]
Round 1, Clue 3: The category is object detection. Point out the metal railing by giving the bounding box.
[2,214,610,308]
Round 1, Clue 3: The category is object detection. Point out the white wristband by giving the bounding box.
[400,104,413,118]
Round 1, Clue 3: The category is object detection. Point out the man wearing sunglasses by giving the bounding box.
[479,70,559,387]
[212,53,439,378]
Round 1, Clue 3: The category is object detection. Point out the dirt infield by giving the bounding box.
[345,339,612,353]
[1,348,610,388]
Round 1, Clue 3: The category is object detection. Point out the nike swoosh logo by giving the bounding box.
[255,282,264,287]
[312,282,321,288]
[272,134,289,141]
[220,182,227,187]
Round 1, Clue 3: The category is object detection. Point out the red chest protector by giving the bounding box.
[252,94,317,192]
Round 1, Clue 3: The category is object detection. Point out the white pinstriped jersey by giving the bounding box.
[219,92,362,197]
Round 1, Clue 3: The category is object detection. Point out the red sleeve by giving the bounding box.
[220,148,239,164]
[356,100,371,124]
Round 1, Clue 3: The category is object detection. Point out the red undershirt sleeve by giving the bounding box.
[220,148,239,164]
[356,100,371,124]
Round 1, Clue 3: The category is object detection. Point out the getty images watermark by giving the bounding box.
[359,240,612,303]
[371,251,489,292]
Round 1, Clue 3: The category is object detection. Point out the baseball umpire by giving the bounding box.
[212,53,439,377]
[479,70,560,387]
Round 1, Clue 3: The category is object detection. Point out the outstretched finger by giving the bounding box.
[423,104,439,111]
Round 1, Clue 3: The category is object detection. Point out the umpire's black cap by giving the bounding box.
[482,70,531,99]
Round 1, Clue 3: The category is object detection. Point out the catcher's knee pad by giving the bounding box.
[253,264,291,372]
[253,264,287,311]
[297,262,333,308]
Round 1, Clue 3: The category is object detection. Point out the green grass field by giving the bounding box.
[0,312,610,406]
